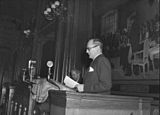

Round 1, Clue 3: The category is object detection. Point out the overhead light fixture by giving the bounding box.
[24,29,31,38]
[44,0,67,21]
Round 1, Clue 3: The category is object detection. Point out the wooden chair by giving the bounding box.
[149,44,160,70]
[131,39,150,76]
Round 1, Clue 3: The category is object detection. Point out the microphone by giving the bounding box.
[47,61,53,80]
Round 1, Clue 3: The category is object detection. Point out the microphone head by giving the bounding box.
[47,61,53,68]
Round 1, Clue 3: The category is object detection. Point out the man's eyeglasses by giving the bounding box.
[86,45,98,51]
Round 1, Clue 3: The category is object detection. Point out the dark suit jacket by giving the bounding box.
[83,54,112,93]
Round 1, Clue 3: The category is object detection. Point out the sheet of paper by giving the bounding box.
[64,75,79,88]
[50,79,75,91]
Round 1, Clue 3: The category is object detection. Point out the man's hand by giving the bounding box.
[75,84,84,92]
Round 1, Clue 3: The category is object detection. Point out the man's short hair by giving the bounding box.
[91,38,103,49]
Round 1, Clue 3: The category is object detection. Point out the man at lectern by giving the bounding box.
[75,38,112,94]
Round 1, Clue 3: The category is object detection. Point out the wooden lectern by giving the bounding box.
[49,90,152,115]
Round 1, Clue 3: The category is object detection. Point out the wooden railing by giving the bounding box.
[112,79,159,115]
[112,79,159,100]
[0,82,49,115]
[0,83,29,115]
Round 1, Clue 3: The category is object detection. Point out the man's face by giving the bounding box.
[86,40,98,59]
[71,71,80,81]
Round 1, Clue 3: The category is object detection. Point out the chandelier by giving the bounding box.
[44,0,67,21]
[24,29,31,38]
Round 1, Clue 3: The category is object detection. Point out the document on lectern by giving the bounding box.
[64,75,79,88]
